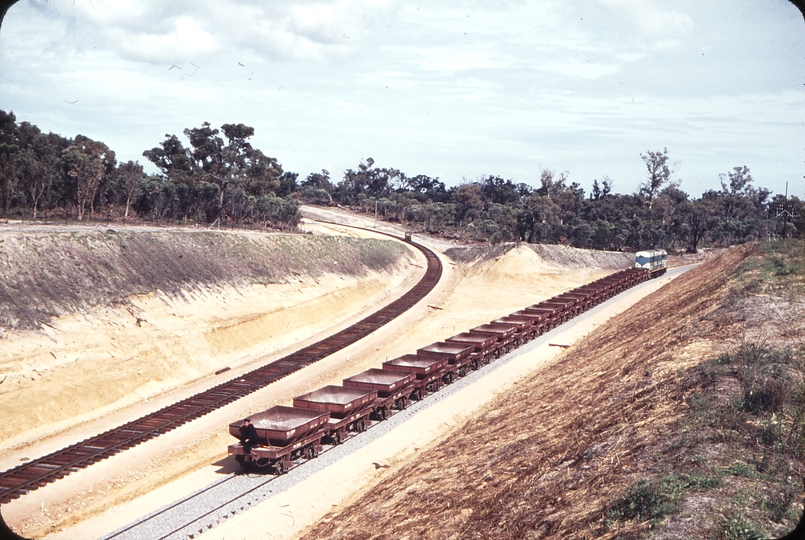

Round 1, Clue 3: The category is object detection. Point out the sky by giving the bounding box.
[0,0,804,198]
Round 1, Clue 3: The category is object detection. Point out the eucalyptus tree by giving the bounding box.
[144,122,287,225]
[116,160,144,220]
[61,135,116,220]
[639,148,675,209]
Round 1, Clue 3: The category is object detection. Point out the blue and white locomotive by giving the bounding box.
[634,249,667,277]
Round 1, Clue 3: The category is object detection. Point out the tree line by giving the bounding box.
[1,109,802,252]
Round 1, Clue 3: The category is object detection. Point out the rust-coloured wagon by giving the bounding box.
[227,405,330,473]
[470,323,518,357]
[293,385,378,443]
[383,354,449,397]
[492,316,537,342]
[343,368,417,419]
[445,332,499,367]
[417,341,475,380]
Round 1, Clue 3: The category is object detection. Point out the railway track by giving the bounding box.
[0,229,442,505]
[102,266,687,540]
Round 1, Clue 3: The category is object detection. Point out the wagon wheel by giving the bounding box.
[378,406,387,420]
[333,430,342,445]
[274,460,286,475]
[356,419,365,432]
[304,445,314,460]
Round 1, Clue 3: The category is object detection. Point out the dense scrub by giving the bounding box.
[3,111,803,251]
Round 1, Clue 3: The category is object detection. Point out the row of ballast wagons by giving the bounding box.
[227,267,650,473]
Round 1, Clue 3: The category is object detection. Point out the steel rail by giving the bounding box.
[0,229,442,505]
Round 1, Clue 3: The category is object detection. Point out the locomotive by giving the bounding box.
[634,249,667,277]
[228,264,655,473]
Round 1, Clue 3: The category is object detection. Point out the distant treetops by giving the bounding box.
[1,111,802,249]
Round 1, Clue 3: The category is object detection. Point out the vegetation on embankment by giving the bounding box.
[0,229,408,332]
[301,240,805,540]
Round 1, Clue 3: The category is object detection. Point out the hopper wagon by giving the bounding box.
[383,354,449,397]
[445,332,500,367]
[521,306,562,328]
[470,323,518,357]
[228,405,330,473]
[491,317,534,345]
[510,309,553,334]
[530,301,573,323]
[293,385,378,444]
[343,368,417,419]
[417,341,476,380]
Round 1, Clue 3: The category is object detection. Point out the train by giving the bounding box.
[227,254,668,474]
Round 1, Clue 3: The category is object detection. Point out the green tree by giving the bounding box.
[299,169,334,205]
[337,158,403,205]
[61,135,116,220]
[0,110,19,219]
[144,122,286,225]
[402,174,448,202]
[639,148,674,209]
[516,192,562,243]
[116,161,144,220]
[451,182,484,227]
[481,175,520,205]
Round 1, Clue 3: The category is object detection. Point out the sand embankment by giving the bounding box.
[0,226,416,461]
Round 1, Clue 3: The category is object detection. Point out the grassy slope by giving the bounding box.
[301,240,805,540]
[0,230,407,331]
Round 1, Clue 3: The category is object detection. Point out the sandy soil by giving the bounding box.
[3,208,635,539]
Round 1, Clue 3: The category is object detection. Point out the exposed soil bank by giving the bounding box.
[0,228,413,456]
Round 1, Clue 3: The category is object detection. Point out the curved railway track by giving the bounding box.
[0,228,442,505]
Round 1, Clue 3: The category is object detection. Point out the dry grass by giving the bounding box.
[301,243,805,540]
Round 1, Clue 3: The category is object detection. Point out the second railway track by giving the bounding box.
[0,228,442,505]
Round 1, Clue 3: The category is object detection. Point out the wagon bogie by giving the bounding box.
[229,428,326,474]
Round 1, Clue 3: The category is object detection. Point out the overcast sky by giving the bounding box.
[1,0,803,198]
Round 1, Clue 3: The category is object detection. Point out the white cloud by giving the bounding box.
[596,0,694,50]
[538,59,619,79]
